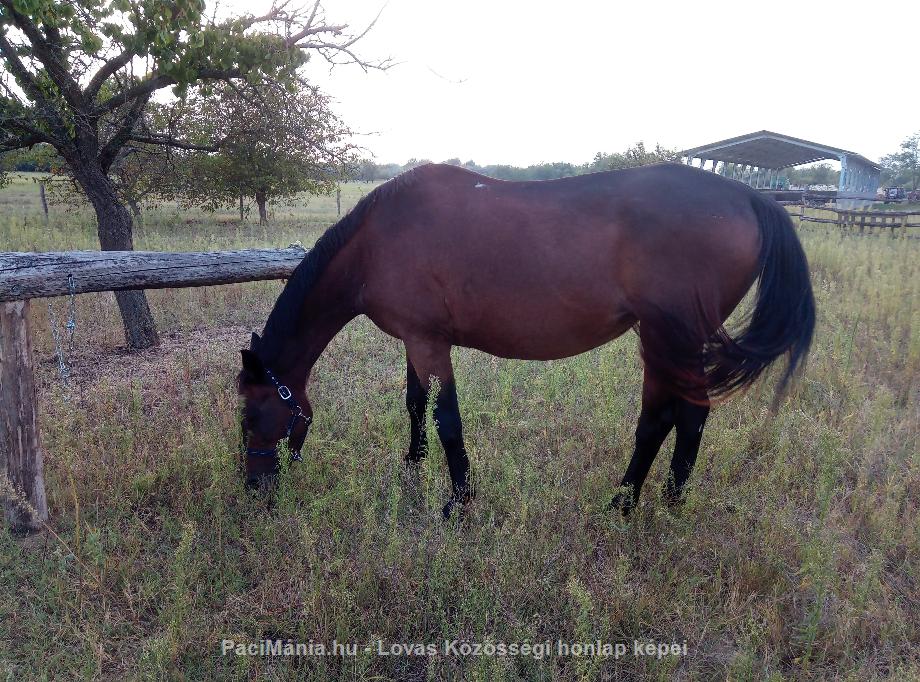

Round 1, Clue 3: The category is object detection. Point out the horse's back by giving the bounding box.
[359,164,763,360]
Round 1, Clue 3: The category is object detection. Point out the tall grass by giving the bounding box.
[0,175,917,680]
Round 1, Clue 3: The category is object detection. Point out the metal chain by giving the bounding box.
[47,274,77,389]
[47,301,70,387]
[66,273,76,353]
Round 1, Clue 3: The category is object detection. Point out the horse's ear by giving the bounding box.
[240,349,264,379]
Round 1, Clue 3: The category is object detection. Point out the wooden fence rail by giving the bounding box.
[0,247,306,533]
[778,203,920,235]
[0,247,306,301]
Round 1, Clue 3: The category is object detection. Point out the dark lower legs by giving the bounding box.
[608,386,677,515]
[609,370,710,516]
[663,401,710,506]
[402,345,472,518]
[405,360,428,463]
[403,343,708,518]
[432,381,473,518]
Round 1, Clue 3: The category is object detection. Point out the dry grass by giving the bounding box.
[1,175,918,680]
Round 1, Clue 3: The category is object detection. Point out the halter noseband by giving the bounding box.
[245,367,312,462]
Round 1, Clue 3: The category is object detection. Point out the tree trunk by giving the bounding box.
[239,193,244,221]
[255,189,268,225]
[73,162,159,349]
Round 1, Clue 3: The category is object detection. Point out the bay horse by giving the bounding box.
[238,163,815,518]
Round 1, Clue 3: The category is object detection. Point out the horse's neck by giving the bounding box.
[273,245,362,388]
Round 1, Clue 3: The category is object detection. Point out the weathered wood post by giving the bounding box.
[0,300,48,533]
[0,247,309,533]
[38,181,49,222]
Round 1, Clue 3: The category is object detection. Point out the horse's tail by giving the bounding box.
[703,193,816,400]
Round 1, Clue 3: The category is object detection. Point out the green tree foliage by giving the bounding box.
[784,162,839,188]
[0,141,54,172]
[0,0,383,348]
[153,79,354,222]
[353,141,679,184]
[585,142,679,173]
[880,132,920,190]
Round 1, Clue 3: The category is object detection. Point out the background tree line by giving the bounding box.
[880,132,919,190]
[352,133,920,190]
[353,142,680,183]
[9,132,917,229]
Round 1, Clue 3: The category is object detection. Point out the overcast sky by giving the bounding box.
[294,0,917,166]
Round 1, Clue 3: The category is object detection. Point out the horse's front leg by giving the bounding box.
[404,339,473,519]
[433,380,473,519]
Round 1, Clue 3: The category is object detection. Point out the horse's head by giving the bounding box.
[237,333,313,487]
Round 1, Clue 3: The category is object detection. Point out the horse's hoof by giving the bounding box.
[662,483,686,511]
[404,452,424,467]
[442,495,472,521]
[606,491,635,517]
[246,472,277,492]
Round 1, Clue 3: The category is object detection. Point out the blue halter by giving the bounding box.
[245,368,311,462]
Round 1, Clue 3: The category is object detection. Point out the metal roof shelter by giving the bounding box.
[681,130,881,203]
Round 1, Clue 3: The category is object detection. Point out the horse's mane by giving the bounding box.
[254,169,418,364]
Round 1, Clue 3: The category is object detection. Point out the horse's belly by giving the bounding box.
[452,299,636,361]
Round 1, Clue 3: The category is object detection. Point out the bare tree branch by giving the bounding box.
[0,34,49,108]
[94,73,176,114]
[127,135,221,153]
[285,22,346,46]
[0,133,48,151]
[85,49,137,101]
[0,0,86,110]
[0,34,70,143]
[239,0,295,30]
[95,68,246,115]
[99,93,151,172]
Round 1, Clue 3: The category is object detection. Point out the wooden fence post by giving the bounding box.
[0,300,48,533]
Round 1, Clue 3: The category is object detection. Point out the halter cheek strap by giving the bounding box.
[245,368,312,462]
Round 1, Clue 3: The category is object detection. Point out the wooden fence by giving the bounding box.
[779,202,920,237]
[0,247,305,533]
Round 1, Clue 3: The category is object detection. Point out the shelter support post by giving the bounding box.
[0,300,48,534]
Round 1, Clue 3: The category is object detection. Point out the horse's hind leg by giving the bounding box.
[404,356,429,463]
[403,340,473,519]
[608,369,677,516]
[662,398,710,508]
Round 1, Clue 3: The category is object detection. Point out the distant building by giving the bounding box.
[681,130,881,207]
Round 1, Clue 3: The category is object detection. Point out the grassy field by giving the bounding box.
[1,173,918,680]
